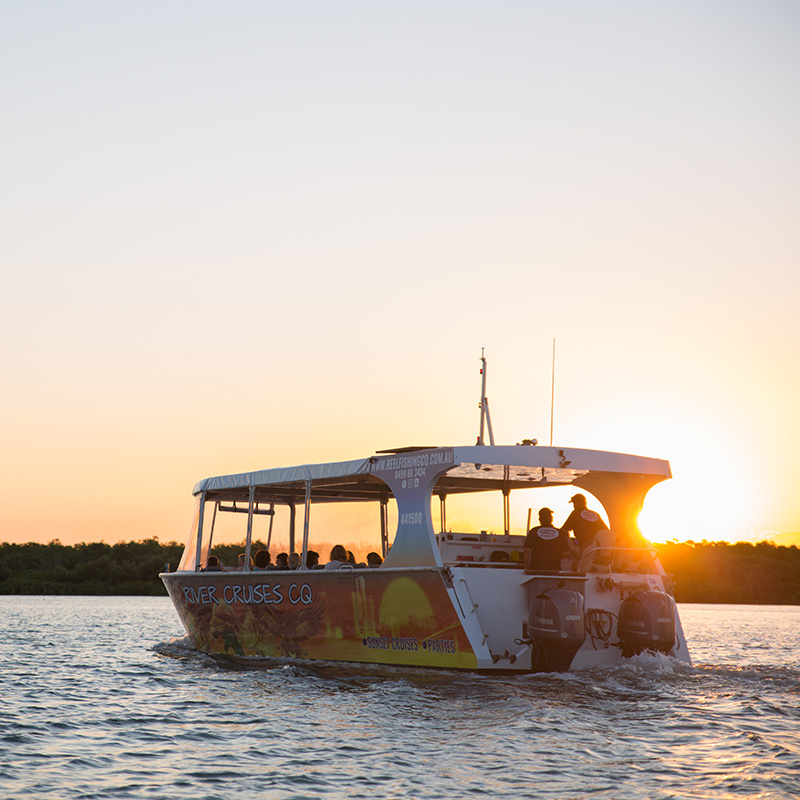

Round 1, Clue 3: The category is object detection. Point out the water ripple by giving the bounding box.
[1,598,799,799]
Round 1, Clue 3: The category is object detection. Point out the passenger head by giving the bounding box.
[330,544,348,562]
[538,507,554,525]
[237,553,253,569]
[366,552,383,567]
[276,552,289,568]
[306,550,320,567]
[254,549,270,569]
[206,555,219,568]
[347,550,356,565]
[288,552,301,570]
[569,494,587,510]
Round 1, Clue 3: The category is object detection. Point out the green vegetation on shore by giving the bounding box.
[0,538,798,603]
[0,539,280,596]
[656,540,800,604]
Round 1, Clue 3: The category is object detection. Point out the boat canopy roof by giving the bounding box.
[192,445,671,505]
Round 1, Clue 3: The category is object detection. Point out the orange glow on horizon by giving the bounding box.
[1,4,798,552]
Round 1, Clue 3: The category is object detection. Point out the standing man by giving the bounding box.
[524,507,574,571]
[560,493,608,552]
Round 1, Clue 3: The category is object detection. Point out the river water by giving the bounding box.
[0,597,798,799]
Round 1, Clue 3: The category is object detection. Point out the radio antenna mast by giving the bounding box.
[549,338,556,446]
[477,348,495,446]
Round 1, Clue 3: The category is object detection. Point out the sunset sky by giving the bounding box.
[2,1,798,551]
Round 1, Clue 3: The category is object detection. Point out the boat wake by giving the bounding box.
[151,636,204,661]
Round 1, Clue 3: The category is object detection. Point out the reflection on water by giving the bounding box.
[1,598,798,799]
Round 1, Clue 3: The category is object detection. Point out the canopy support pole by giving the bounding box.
[207,501,218,553]
[503,465,511,536]
[289,500,296,555]
[244,485,255,571]
[380,498,389,557]
[301,479,311,567]
[266,502,275,551]
[193,492,206,572]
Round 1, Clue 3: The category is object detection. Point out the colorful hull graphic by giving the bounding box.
[163,569,478,669]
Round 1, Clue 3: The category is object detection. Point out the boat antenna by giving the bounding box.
[477,348,495,446]
[549,337,556,446]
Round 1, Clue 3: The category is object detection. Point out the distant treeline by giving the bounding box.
[656,541,800,605]
[0,539,269,596]
[0,538,798,604]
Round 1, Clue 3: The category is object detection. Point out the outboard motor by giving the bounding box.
[528,587,585,672]
[617,590,676,657]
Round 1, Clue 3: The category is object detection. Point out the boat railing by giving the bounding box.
[575,545,659,574]
[443,559,524,569]
[438,540,660,574]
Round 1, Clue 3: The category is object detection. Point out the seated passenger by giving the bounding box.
[306,550,321,569]
[324,544,349,570]
[203,555,222,572]
[222,553,252,572]
[366,552,383,567]
[288,552,301,570]
[524,508,575,572]
[236,553,253,571]
[254,549,272,571]
[275,552,289,570]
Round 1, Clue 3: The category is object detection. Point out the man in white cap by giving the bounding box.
[560,493,608,553]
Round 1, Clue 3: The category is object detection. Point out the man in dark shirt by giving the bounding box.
[560,493,608,551]
[524,507,573,571]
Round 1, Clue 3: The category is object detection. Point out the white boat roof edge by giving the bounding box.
[192,445,670,496]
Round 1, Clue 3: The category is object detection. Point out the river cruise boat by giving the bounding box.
[161,436,690,672]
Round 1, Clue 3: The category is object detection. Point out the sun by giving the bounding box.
[568,399,759,545]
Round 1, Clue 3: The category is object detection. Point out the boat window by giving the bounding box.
[301,501,398,562]
[177,493,400,570]
[436,485,590,538]
[177,496,202,571]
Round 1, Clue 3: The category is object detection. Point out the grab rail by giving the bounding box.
[458,578,480,614]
